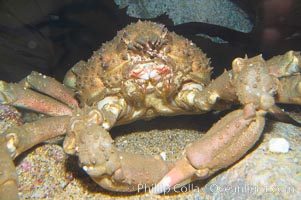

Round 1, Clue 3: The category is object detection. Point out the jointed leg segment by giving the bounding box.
[0,116,70,200]
[63,107,174,192]
[0,71,78,116]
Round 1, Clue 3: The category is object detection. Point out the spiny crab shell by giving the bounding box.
[65,21,211,114]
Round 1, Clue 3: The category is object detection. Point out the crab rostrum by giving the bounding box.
[1,21,301,199]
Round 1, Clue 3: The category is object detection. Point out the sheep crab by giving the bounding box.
[0,21,301,199]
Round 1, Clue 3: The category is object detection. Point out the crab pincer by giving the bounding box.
[63,108,175,191]
[150,104,265,194]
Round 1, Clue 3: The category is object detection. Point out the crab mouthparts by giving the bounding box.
[129,62,172,82]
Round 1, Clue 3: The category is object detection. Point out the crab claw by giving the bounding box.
[149,157,196,194]
[150,104,265,194]
[63,108,175,192]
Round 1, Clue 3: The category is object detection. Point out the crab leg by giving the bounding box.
[174,69,238,113]
[0,105,21,200]
[266,51,301,77]
[176,51,301,113]
[275,74,301,104]
[151,104,265,194]
[62,99,175,191]
[0,144,18,200]
[19,71,78,109]
[3,116,70,159]
[63,107,174,192]
[264,51,301,105]
[0,81,73,116]
[157,53,280,194]
[0,116,70,200]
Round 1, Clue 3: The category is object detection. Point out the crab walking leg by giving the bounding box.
[3,116,70,159]
[150,104,265,194]
[0,144,18,200]
[0,116,69,200]
[266,51,301,77]
[275,75,301,104]
[175,70,238,112]
[264,51,301,105]
[182,51,301,112]
[19,71,78,109]
[0,81,73,116]
[0,105,21,200]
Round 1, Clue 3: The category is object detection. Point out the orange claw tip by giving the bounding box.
[149,162,196,194]
[149,176,172,194]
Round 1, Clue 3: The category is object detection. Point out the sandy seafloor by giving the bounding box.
[15,112,301,200]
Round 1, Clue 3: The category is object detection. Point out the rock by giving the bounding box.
[268,137,290,153]
[114,0,253,32]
